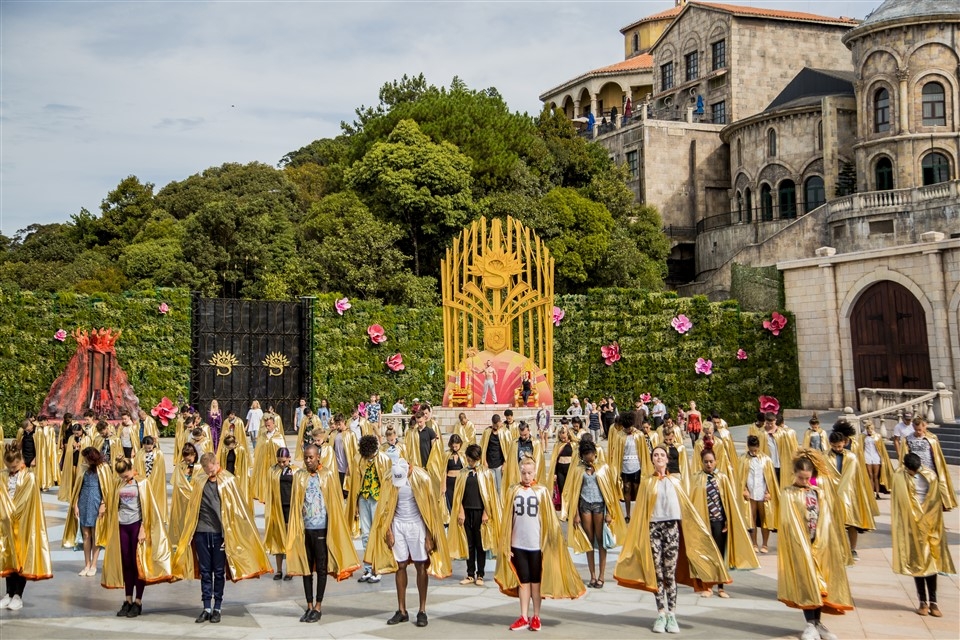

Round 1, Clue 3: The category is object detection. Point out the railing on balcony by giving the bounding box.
[826,180,960,219]
[663,225,696,240]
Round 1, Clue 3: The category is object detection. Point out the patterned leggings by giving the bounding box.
[650,520,680,612]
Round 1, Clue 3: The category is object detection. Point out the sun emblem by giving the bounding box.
[208,351,239,376]
[468,244,524,290]
[262,351,290,377]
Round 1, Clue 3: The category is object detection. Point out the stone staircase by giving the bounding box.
[883,422,960,466]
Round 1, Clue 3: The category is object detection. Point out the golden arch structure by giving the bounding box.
[441,216,554,408]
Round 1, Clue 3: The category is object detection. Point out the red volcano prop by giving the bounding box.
[41,328,141,420]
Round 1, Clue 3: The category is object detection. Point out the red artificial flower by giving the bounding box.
[736,348,748,360]
[641,392,652,403]
[367,324,387,345]
[601,342,621,366]
[763,312,788,336]
[151,397,179,426]
[695,357,713,375]
[158,302,170,315]
[386,353,405,372]
[759,396,780,414]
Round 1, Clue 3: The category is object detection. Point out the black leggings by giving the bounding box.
[302,528,328,604]
[5,573,26,598]
[915,575,938,603]
[511,548,543,584]
[464,509,486,578]
[803,608,822,623]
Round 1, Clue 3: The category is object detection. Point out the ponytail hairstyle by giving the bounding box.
[114,458,134,475]
[3,441,23,465]
[791,447,828,478]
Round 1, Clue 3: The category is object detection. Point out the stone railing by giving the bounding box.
[826,180,960,220]
[842,382,955,435]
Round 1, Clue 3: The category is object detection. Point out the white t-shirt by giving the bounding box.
[246,408,264,434]
[746,455,768,501]
[894,420,914,440]
[651,478,682,522]
[511,486,541,551]
[394,484,422,523]
[622,437,641,474]
[766,432,780,468]
[913,472,930,503]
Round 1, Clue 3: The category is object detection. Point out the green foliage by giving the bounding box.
[730,263,785,312]
[534,187,614,290]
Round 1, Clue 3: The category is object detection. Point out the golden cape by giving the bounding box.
[91,434,125,465]
[561,462,627,553]
[100,477,173,588]
[737,452,780,529]
[404,427,444,489]
[545,438,575,498]
[63,463,114,549]
[17,426,59,490]
[777,483,853,613]
[264,465,298,554]
[217,444,252,513]
[635,430,661,477]
[331,429,359,491]
[495,482,585,599]
[172,469,272,582]
[0,468,53,580]
[502,438,548,492]
[899,433,957,510]
[284,467,361,580]
[715,427,739,470]
[890,465,956,577]
[802,428,829,453]
[693,439,736,481]
[134,448,168,523]
[480,426,513,470]
[825,449,875,530]
[58,434,92,502]
[174,423,212,465]
[858,432,892,494]
[140,415,160,441]
[607,429,639,501]
[748,426,798,488]
[219,418,247,452]
[345,452,393,538]
[613,473,730,592]
[169,460,199,556]
[688,471,759,572]
[294,415,321,461]
[447,466,502,557]
[251,428,288,503]
[451,420,475,447]
[363,466,452,579]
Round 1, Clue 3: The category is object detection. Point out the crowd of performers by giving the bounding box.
[0,402,955,640]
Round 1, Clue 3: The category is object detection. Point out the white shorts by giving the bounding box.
[392,518,428,563]
[863,449,881,465]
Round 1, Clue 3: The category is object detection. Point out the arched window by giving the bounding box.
[817,120,823,151]
[745,188,753,223]
[760,184,774,221]
[875,157,894,191]
[632,33,639,53]
[874,88,890,133]
[737,139,742,166]
[921,152,951,185]
[922,82,946,126]
[736,191,743,222]
[767,129,777,157]
[778,180,797,219]
[804,176,825,213]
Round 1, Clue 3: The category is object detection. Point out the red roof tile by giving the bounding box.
[690,1,859,25]
[592,53,654,74]
[620,5,684,33]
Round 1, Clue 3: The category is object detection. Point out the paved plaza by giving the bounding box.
[2,417,957,639]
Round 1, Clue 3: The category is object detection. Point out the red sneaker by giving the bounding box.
[529,616,542,632]
[510,616,530,631]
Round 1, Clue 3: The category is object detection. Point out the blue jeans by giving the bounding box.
[194,531,226,610]
[358,496,378,571]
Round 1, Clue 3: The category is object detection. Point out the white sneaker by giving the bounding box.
[652,613,667,633]
[0,594,11,609]
[815,622,838,640]
[665,613,679,633]
[800,622,819,640]
[367,573,381,583]
[7,596,22,611]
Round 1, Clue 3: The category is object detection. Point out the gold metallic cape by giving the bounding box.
[0,468,53,580]
[91,434,125,465]
[890,466,956,577]
[480,426,513,470]
[561,462,627,553]
[737,453,780,529]
[294,415,321,461]
[134,448,168,523]
[447,467,502,557]
[495,482,585,599]
[100,477,173,588]
[332,430,359,491]
[264,464,299,554]
[363,466,452,579]
[451,421,475,447]
[614,474,730,592]
[899,433,957,510]
[217,444,252,513]
[825,449,875,530]
[284,467,361,580]
[635,430,661,477]
[251,429,288,503]
[857,432,891,493]
[715,427,739,470]
[545,438,574,497]
[803,428,829,453]
[607,430,641,500]
[345,452,393,538]
[404,427,444,487]
[688,471,759,571]
[26,426,60,490]
[777,483,853,613]
[693,439,736,481]
[502,438,547,491]
[169,461,198,556]
[58,434,92,502]
[748,426,798,488]
[219,418,248,452]
[141,415,160,440]
[172,469,272,582]
[63,463,114,549]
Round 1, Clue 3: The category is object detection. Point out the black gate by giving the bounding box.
[190,294,314,431]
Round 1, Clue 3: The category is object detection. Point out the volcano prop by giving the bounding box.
[41,328,140,420]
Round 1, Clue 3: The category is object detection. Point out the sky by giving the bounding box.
[1,0,880,236]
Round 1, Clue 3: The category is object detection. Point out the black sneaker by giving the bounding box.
[416,611,428,627]
[306,609,322,623]
[210,610,222,624]
[195,610,211,623]
[387,610,409,625]
[117,601,131,617]
[126,602,142,618]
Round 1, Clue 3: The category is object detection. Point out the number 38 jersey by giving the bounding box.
[511,486,542,551]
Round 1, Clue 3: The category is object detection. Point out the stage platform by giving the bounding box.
[381,405,554,439]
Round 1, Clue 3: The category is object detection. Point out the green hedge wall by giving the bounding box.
[0,287,799,435]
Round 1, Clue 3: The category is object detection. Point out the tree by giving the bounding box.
[347,119,474,278]
[592,205,668,290]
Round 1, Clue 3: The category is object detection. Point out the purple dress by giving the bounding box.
[208,411,223,452]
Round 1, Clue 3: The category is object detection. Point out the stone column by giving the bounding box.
[896,67,910,133]
[822,96,837,200]
[817,247,844,408]
[574,99,581,118]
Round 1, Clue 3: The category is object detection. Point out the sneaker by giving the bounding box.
[126,602,141,618]
[510,616,530,631]
[0,594,11,609]
[387,610,409,625]
[475,577,484,586]
[460,576,476,585]
[815,622,837,640]
[358,569,371,583]
[800,622,819,640]
[529,616,542,632]
[416,611,428,627]
[210,610,222,624]
[117,601,131,617]
[652,613,667,633]
[929,603,942,618]
[367,573,381,583]
[665,614,679,634]
[7,596,22,611]
[851,550,859,561]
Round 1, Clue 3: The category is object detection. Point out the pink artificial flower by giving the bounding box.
[367,324,387,345]
[357,402,367,418]
[386,353,405,372]
[150,397,179,426]
[671,314,693,334]
[601,342,621,366]
[695,358,713,375]
[158,302,170,315]
[736,348,748,360]
[763,312,788,336]
[759,396,780,414]
[54,329,67,342]
[552,306,565,327]
[335,297,351,315]
[641,392,652,404]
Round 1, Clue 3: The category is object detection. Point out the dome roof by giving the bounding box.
[845,0,960,42]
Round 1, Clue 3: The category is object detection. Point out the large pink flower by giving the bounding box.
[763,312,788,336]
[367,324,387,345]
[671,314,693,334]
[695,358,713,375]
[759,396,780,414]
[736,348,748,360]
[158,302,170,315]
[357,402,367,418]
[641,392,652,403]
[386,353,405,372]
[552,306,565,327]
[601,342,621,366]
[335,297,351,315]
[54,329,67,342]
[151,397,179,426]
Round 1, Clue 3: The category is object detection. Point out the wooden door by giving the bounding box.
[851,281,932,396]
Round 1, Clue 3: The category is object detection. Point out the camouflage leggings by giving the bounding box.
[650,520,680,612]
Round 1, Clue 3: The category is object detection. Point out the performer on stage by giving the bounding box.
[0,441,53,611]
